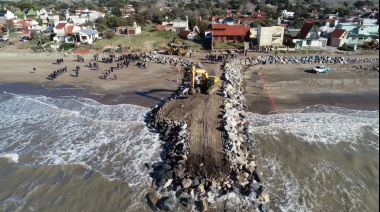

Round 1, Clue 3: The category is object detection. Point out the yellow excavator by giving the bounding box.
[190,65,221,95]
[165,43,190,55]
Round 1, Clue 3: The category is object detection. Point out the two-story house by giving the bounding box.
[211,24,251,43]
[257,25,285,47]
[336,22,379,45]
[293,22,328,47]
[53,22,81,42]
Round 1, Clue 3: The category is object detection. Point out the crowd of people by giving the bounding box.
[49,67,67,80]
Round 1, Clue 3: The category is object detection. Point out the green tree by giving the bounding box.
[198,20,210,34]
[96,23,108,32]
[354,1,366,8]
[250,20,266,27]
[6,20,14,31]
[102,30,116,39]
[18,2,35,11]
[111,7,122,17]
[292,19,306,28]
[29,30,39,40]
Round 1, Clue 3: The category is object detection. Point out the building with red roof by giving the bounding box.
[330,29,347,47]
[14,20,31,34]
[293,22,328,47]
[211,24,250,43]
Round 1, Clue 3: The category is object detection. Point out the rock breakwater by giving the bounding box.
[146,60,269,211]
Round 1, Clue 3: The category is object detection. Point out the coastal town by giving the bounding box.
[0,0,379,212]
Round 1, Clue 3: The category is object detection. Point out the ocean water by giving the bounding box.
[248,105,379,211]
[0,92,161,211]
[0,89,378,211]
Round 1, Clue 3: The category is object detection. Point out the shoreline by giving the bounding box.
[250,92,379,114]
[1,81,379,115]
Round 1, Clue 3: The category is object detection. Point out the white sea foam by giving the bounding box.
[0,93,161,189]
[248,105,379,148]
[247,105,379,211]
[0,153,19,163]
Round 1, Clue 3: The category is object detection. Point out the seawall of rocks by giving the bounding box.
[142,54,378,211]
[145,60,269,211]
[236,55,379,65]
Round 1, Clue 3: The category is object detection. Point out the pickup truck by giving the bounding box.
[312,66,331,73]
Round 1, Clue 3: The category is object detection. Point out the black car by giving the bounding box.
[20,36,29,41]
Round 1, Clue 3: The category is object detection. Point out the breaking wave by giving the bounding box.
[247,105,379,211]
[0,93,161,187]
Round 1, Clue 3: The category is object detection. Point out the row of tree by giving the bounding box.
[1,0,375,34]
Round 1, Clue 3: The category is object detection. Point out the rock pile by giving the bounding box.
[221,60,270,208]
[146,60,269,211]
[237,55,379,65]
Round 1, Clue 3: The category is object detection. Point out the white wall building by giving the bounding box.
[282,10,294,18]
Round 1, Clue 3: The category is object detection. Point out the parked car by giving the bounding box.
[20,36,29,41]
[312,65,331,73]
[0,36,9,41]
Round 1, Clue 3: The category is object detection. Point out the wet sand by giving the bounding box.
[1,53,379,113]
[243,61,379,114]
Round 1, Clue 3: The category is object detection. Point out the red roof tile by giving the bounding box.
[16,20,29,27]
[66,25,74,35]
[55,22,67,29]
[298,22,315,39]
[178,30,191,37]
[331,29,346,38]
[212,24,250,36]
[252,12,267,16]
[212,16,224,20]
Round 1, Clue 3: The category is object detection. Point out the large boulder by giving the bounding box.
[146,192,160,211]
[182,178,193,188]
[156,196,176,211]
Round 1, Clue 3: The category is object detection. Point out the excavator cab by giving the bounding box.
[189,66,220,95]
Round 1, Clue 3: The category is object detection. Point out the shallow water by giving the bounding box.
[248,105,379,211]
[0,85,378,211]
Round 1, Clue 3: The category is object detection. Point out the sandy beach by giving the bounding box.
[0,52,378,112]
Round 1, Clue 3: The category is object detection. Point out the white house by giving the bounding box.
[4,10,15,20]
[88,11,105,22]
[73,28,99,44]
[172,19,189,31]
[204,29,212,39]
[53,22,81,42]
[330,29,348,47]
[25,18,41,31]
[67,16,87,25]
[38,8,47,16]
[75,8,89,16]
[282,10,294,18]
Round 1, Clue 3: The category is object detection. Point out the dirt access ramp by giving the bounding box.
[158,93,230,179]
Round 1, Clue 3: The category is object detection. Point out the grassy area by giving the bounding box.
[214,41,244,49]
[92,24,203,52]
